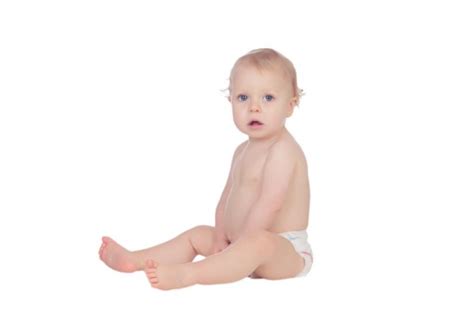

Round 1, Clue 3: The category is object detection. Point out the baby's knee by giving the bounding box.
[191,225,215,235]
[188,225,216,257]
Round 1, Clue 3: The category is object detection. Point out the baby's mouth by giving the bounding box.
[248,120,263,126]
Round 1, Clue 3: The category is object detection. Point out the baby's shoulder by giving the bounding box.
[235,140,248,156]
[273,133,303,155]
[271,135,307,166]
[230,140,248,163]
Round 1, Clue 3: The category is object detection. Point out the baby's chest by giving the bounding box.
[232,154,267,186]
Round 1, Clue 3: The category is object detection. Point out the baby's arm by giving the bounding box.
[213,141,247,250]
[239,142,296,237]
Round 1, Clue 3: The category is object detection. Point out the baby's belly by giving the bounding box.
[223,187,257,242]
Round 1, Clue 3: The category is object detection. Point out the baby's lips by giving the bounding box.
[248,120,263,125]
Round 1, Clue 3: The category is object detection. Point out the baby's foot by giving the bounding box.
[99,236,139,273]
[144,259,195,291]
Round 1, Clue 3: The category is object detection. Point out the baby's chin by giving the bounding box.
[244,128,282,141]
[238,125,266,136]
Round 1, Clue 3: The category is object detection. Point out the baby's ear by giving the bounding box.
[287,97,298,117]
[291,96,300,108]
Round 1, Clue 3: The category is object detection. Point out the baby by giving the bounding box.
[98,48,313,290]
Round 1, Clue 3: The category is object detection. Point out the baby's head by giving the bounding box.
[227,48,303,138]
[228,48,303,106]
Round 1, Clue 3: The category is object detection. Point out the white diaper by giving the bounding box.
[278,230,313,277]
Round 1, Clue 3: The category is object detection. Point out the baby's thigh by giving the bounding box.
[252,234,305,280]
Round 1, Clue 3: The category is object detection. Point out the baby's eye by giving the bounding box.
[264,95,274,102]
[237,94,248,102]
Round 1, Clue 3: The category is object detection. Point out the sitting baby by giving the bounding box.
[99,48,313,290]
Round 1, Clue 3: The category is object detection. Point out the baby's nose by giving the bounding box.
[250,103,261,112]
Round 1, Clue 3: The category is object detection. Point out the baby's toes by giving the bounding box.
[99,243,106,258]
[149,276,159,286]
[145,267,155,276]
[99,237,112,257]
[102,236,113,244]
[146,272,159,286]
[145,268,156,278]
[145,259,158,269]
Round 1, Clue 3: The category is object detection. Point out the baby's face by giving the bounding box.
[229,64,297,139]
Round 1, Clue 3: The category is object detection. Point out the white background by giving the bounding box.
[1,0,473,315]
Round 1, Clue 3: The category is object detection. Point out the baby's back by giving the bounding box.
[223,131,310,242]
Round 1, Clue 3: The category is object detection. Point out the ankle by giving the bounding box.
[131,252,146,271]
[183,262,198,287]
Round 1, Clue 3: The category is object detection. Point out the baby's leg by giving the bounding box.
[99,225,215,272]
[133,225,216,267]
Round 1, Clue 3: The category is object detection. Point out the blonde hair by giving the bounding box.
[227,48,304,105]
